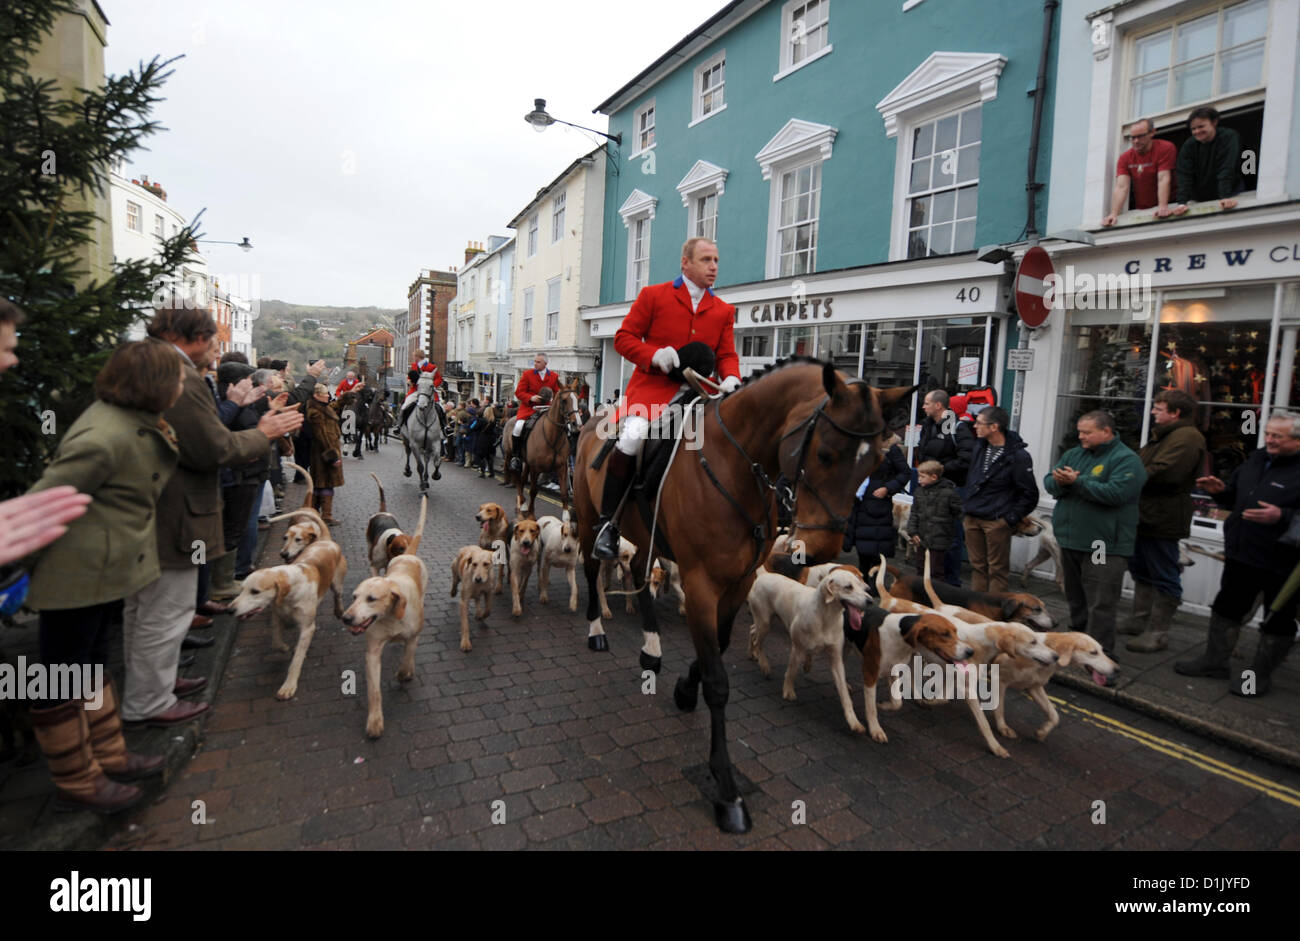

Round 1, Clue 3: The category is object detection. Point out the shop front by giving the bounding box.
[1014,211,1300,612]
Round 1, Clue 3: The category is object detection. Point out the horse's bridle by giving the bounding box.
[538,390,581,456]
[701,379,884,577]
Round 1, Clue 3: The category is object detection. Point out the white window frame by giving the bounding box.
[772,160,822,278]
[527,214,539,257]
[875,51,1005,261]
[902,103,982,259]
[691,51,727,127]
[775,0,833,83]
[551,191,566,244]
[522,288,534,345]
[1126,0,1270,122]
[153,214,164,237]
[545,277,561,346]
[676,159,729,242]
[1083,0,1296,214]
[755,119,837,279]
[126,201,141,233]
[632,99,656,157]
[618,188,658,301]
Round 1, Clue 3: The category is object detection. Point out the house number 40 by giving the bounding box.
[955,286,982,302]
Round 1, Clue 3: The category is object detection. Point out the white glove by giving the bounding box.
[651,346,680,374]
[720,375,741,394]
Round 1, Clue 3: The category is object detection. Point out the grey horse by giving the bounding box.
[401,373,444,491]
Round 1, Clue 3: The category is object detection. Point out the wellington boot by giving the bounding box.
[84,679,163,782]
[1230,633,1294,696]
[1118,581,1156,636]
[1174,612,1240,678]
[209,553,242,601]
[318,493,339,526]
[31,700,142,813]
[1127,591,1180,653]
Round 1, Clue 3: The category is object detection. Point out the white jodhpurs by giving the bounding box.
[616,414,650,456]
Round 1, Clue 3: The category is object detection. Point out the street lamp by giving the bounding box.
[198,237,253,252]
[524,99,621,146]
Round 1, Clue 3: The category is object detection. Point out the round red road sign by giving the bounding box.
[1015,246,1056,328]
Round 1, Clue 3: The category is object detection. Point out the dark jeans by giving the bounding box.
[196,562,211,606]
[1213,558,1299,638]
[1128,536,1183,599]
[236,486,262,578]
[221,482,261,552]
[38,602,119,706]
[1060,547,1129,656]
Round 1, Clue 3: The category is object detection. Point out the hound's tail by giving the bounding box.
[370,472,387,513]
[285,461,314,509]
[872,554,896,606]
[407,495,429,554]
[922,551,944,610]
[265,507,331,542]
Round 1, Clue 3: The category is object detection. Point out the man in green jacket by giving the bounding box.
[1043,410,1147,671]
[1119,390,1206,652]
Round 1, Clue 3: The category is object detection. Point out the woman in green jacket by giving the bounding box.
[25,340,184,814]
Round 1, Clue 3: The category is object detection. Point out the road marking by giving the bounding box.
[1049,695,1300,808]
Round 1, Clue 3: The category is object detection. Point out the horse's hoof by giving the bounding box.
[403,469,411,477]
[433,470,442,480]
[673,676,698,712]
[639,651,661,674]
[713,798,752,834]
[587,634,609,652]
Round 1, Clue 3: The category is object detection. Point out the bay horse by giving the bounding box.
[572,358,912,833]
[365,391,390,449]
[348,386,376,459]
[509,377,582,519]
[400,373,443,491]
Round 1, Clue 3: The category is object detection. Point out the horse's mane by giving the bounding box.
[744,355,833,384]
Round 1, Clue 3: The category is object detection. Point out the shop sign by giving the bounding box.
[739,296,835,324]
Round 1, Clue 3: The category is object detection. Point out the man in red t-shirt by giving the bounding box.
[1102,118,1177,226]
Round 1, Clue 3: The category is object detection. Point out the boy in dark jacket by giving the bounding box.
[844,435,911,578]
[907,460,964,577]
[917,389,975,585]
[964,406,1039,592]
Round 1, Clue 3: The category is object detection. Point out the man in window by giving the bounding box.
[1102,118,1177,226]
[1171,107,1242,215]
[592,237,741,560]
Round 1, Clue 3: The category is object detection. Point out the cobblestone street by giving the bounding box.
[106,443,1300,850]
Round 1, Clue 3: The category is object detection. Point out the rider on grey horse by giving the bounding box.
[399,367,446,439]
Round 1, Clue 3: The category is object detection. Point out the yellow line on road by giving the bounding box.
[1048,695,1300,808]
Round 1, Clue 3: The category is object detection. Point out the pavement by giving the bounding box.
[1,441,1297,850]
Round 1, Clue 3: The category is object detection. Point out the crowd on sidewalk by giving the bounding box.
[843,385,1300,696]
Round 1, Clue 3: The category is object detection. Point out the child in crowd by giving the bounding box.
[907,460,964,578]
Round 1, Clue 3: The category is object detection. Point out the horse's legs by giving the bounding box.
[582,553,608,652]
[403,438,413,477]
[634,547,661,674]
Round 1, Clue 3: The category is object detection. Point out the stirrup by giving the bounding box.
[593,518,620,561]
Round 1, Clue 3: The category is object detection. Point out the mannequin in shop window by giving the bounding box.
[1160,347,1212,430]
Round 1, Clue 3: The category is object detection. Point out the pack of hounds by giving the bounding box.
[230,465,1117,755]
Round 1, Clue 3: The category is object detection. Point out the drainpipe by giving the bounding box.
[1024,0,1058,241]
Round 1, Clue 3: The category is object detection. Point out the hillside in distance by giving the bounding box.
[252,299,401,369]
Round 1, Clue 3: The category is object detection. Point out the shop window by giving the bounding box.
[917,316,996,396]
[861,322,918,389]
[776,325,812,358]
[815,323,861,375]
[741,331,772,357]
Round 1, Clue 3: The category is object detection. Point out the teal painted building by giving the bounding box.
[584,0,1061,422]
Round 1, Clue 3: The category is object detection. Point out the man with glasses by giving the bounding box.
[1102,118,1177,227]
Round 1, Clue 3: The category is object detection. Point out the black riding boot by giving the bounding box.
[593,449,635,561]
[509,427,530,473]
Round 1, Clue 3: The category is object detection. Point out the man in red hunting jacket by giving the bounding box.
[593,236,741,560]
[409,350,442,397]
[508,353,563,472]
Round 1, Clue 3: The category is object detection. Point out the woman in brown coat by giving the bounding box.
[24,340,184,813]
[305,383,345,523]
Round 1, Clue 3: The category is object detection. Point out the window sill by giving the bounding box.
[629,142,657,161]
[688,104,727,129]
[772,45,833,83]
[1093,192,1263,230]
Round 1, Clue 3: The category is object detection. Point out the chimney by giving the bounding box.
[464,241,485,264]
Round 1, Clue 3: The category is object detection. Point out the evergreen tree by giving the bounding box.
[0,1,198,496]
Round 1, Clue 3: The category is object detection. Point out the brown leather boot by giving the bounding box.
[31,700,142,813]
[84,679,164,782]
[318,492,339,525]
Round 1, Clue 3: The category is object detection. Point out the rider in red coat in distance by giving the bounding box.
[594,236,741,560]
[509,353,563,472]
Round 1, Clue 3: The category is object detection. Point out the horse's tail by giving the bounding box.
[407,494,428,553]
[285,461,314,508]
[370,472,386,513]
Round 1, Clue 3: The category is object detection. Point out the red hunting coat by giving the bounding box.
[614,276,740,417]
[514,368,562,421]
[409,359,442,400]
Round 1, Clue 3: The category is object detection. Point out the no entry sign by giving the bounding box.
[1015,246,1056,328]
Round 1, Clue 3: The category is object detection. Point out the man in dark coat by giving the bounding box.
[962,406,1039,592]
[1177,411,1300,695]
[1172,106,1241,214]
[844,436,911,578]
[917,389,975,586]
[1119,390,1206,652]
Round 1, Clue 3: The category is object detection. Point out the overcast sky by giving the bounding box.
[103,0,721,308]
